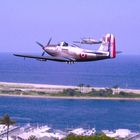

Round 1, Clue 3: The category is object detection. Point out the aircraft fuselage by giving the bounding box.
[44,45,109,62]
[14,33,116,63]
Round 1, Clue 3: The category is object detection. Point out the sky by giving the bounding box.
[0,0,140,55]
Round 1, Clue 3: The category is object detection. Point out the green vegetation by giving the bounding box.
[0,86,140,98]
[0,90,49,96]
[55,88,140,98]
[0,114,16,140]
[63,134,115,140]
[57,89,81,96]
[86,89,140,98]
[28,135,38,140]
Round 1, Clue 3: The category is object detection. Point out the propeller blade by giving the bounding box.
[47,38,52,46]
[36,41,44,49]
[36,38,52,56]
[36,41,46,56]
[42,51,45,56]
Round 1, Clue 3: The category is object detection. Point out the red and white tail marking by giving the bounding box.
[99,33,116,58]
[109,34,116,58]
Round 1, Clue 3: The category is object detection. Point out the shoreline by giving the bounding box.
[0,81,140,101]
[1,93,140,101]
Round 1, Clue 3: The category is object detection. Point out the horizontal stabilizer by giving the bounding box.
[116,51,122,54]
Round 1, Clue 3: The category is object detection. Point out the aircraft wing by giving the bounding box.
[13,54,75,62]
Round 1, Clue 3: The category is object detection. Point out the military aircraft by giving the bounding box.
[14,33,116,63]
[73,37,102,45]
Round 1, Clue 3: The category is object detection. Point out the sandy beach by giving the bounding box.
[0,82,140,100]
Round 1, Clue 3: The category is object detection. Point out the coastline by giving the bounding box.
[1,93,140,101]
[0,81,140,101]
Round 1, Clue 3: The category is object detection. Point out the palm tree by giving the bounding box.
[0,114,16,140]
[78,83,84,93]
[28,135,38,140]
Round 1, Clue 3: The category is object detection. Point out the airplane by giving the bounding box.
[14,33,117,64]
[73,37,102,45]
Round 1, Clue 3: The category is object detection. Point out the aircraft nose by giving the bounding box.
[46,46,54,49]
[45,47,51,51]
[45,47,55,53]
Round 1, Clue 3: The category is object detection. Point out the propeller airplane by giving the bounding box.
[14,33,118,64]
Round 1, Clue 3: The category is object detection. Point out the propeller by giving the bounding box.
[41,51,45,56]
[36,38,52,56]
[47,37,52,46]
[36,41,44,49]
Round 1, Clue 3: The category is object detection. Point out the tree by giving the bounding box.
[0,114,16,140]
[78,83,84,93]
[28,135,38,140]
[63,89,77,96]
[64,133,116,140]
[112,85,119,89]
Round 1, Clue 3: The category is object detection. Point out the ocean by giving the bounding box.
[0,96,140,131]
[0,53,140,89]
[0,53,140,131]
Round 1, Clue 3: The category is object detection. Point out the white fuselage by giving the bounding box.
[14,33,116,63]
[44,45,109,62]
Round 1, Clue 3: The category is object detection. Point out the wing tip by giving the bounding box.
[13,54,19,56]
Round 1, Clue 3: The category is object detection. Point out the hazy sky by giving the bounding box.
[0,0,140,54]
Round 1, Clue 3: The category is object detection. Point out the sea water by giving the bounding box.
[0,53,140,131]
[0,96,140,131]
[0,53,140,89]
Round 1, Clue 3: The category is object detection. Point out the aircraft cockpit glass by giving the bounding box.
[63,42,68,46]
[58,42,68,46]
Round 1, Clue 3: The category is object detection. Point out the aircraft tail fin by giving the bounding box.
[98,34,116,58]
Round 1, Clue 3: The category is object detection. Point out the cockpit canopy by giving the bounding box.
[58,42,68,47]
